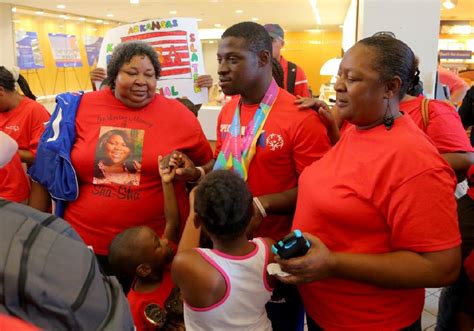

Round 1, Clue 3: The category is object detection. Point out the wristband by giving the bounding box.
[253,197,267,218]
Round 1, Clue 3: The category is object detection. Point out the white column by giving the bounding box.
[0,3,15,68]
[356,0,441,97]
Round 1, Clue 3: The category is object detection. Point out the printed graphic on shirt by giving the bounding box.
[93,126,144,186]
[266,133,284,151]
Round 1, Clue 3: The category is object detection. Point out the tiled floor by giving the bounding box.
[423,288,441,331]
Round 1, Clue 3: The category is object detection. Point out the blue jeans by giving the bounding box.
[266,282,305,331]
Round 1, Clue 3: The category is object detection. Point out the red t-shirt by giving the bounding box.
[64,89,213,255]
[128,270,175,331]
[0,315,41,331]
[400,96,473,153]
[279,56,311,98]
[293,115,461,330]
[438,66,468,97]
[215,88,330,240]
[0,152,30,202]
[0,97,50,156]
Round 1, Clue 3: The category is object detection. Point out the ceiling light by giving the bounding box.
[235,9,244,14]
[11,7,17,12]
[36,11,44,15]
[209,41,215,44]
[57,4,66,9]
[308,0,322,25]
[106,13,114,18]
[96,19,103,23]
[197,18,203,22]
[252,17,259,21]
[104,22,110,25]
[442,0,457,9]
[130,0,139,4]
[169,10,177,14]
[59,14,69,19]
[214,23,222,27]
[78,17,86,21]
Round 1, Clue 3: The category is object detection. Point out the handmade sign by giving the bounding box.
[98,18,208,104]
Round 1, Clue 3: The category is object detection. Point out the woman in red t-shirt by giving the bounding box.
[0,67,50,208]
[276,36,461,331]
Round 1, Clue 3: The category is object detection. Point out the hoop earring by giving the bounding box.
[383,100,394,130]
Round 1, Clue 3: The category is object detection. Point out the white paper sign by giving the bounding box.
[98,18,208,104]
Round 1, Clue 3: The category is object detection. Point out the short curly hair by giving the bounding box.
[106,41,161,90]
[222,21,272,56]
[194,170,253,240]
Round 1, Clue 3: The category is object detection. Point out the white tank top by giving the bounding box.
[183,237,273,331]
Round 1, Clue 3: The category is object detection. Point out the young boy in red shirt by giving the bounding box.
[108,156,183,331]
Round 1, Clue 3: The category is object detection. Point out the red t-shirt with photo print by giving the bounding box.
[214,88,330,241]
[64,89,213,255]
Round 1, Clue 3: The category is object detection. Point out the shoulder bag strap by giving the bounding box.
[286,61,297,95]
[421,98,430,130]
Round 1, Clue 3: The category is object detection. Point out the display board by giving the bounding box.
[48,33,83,67]
[16,31,44,70]
[85,36,104,66]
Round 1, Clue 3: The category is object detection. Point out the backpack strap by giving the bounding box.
[286,61,297,95]
[421,98,430,130]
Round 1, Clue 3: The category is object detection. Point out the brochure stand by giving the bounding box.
[24,69,46,96]
[52,67,82,94]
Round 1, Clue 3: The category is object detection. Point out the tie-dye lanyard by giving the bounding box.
[213,79,279,180]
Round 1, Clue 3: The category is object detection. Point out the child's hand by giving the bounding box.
[158,155,176,184]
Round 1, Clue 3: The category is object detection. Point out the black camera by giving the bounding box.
[272,230,311,259]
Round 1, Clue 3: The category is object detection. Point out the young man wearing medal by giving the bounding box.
[168,21,331,331]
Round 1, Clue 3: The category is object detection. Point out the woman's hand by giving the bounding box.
[196,75,213,89]
[275,233,336,284]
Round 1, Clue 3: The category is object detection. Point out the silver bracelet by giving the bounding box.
[253,197,267,218]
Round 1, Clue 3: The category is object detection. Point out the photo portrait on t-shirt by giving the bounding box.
[93,126,144,186]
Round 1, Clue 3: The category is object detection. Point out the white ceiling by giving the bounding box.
[2,0,473,31]
[3,0,351,30]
